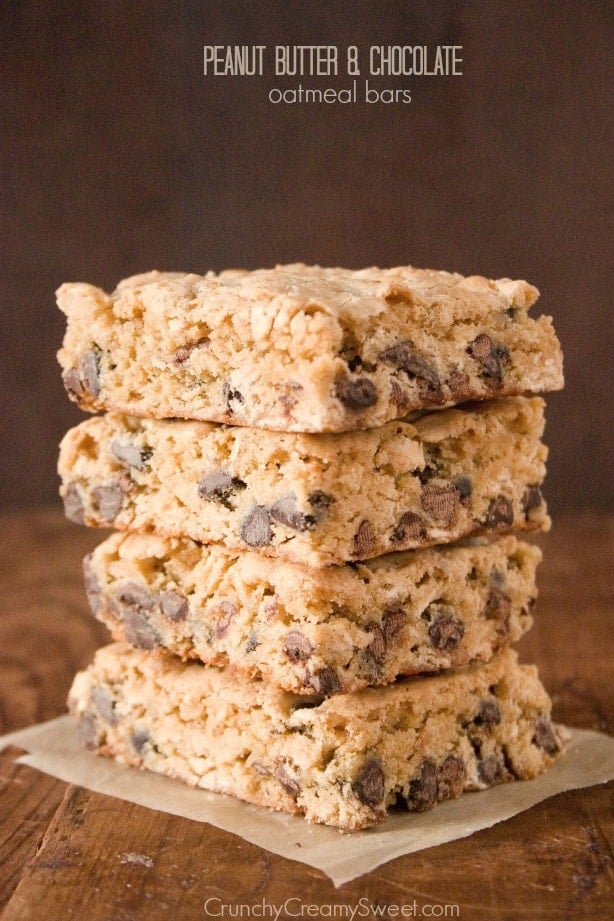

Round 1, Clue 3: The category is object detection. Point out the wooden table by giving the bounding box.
[1,510,612,919]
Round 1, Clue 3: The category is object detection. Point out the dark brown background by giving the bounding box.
[1,0,612,513]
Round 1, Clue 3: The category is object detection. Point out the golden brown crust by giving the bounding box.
[57,264,563,432]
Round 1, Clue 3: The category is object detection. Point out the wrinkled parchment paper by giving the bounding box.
[1,717,612,887]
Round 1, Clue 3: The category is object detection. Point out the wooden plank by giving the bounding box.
[1,780,611,920]
[0,511,108,733]
[0,751,67,911]
[518,512,614,733]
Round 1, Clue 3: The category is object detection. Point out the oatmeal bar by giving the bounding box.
[68,644,566,830]
[57,264,563,432]
[58,396,549,567]
[85,532,540,693]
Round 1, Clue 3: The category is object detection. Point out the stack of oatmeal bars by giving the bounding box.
[57,264,566,829]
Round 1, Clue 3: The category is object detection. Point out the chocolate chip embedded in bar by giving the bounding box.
[82,530,541,694]
[62,348,101,405]
[58,396,550,566]
[57,264,563,432]
[68,644,567,830]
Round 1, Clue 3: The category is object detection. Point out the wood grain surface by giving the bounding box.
[0,510,612,919]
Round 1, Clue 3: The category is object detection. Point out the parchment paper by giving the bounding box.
[1,716,612,887]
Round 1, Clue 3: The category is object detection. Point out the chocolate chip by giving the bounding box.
[390,512,425,544]
[306,667,341,695]
[283,631,314,662]
[382,607,406,642]
[454,476,472,503]
[347,354,362,372]
[62,348,101,400]
[407,759,438,811]
[366,622,386,664]
[469,334,497,365]
[390,379,412,408]
[160,590,188,622]
[484,496,514,529]
[447,368,469,394]
[484,587,512,621]
[92,481,125,522]
[427,609,465,651]
[117,582,155,610]
[82,349,101,394]
[91,687,118,725]
[122,609,160,649]
[533,717,560,754]
[478,754,508,785]
[352,519,376,557]
[307,491,332,523]
[198,470,247,505]
[245,632,259,652]
[77,713,101,750]
[334,371,378,410]
[130,729,151,754]
[474,699,502,727]
[62,368,84,400]
[240,506,272,547]
[353,759,385,807]
[111,440,152,471]
[421,483,460,525]
[274,764,300,798]
[308,490,332,511]
[522,485,543,518]
[270,494,315,532]
[223,382,244,412]
[63,483,85,524]
[437,754,466,799]
[114,583,159,649]
[468,334,510,386]
[82,554,102,614]
[379,341,443,402]
[215,600,237,638]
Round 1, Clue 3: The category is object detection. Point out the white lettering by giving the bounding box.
[369,45,463,76]
[203,45,266,75]
[275,45,338,76]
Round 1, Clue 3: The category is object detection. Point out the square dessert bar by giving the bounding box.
[69,644,566,830]
[57,264,563,432]
[59,396,549,567]
[85,532,540,694]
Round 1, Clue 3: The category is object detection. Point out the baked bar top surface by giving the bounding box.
[61,262,544,327]
[57,263,563,432]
